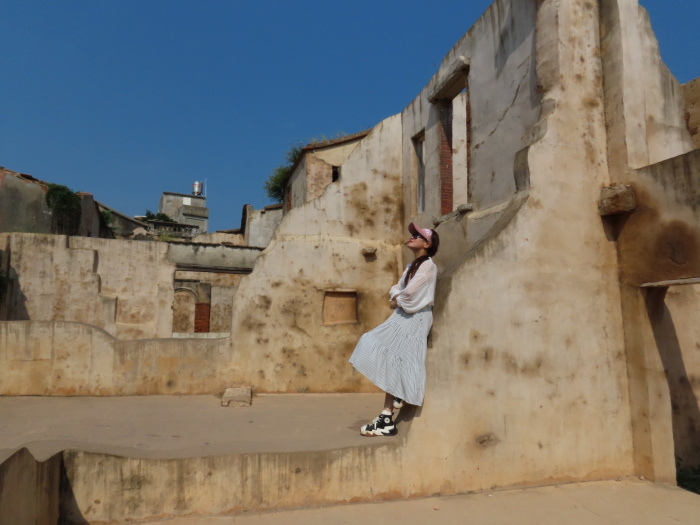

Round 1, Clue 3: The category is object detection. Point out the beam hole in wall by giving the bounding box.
[332,166,341,183]
[323,290,357,325]
[413,131,426,214]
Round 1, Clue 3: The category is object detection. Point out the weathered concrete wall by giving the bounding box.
[0,233,175,340]
[192,231,245,245]
[303,154,334,203]
[166,242,261,271]
[600,0,693,177]
[0,321,233,395]
[610,150,700,474]
[0,233,261,340]
[210,285,236,332]
[97,202,148,239]
[286,156,308,210]
[174,271,244,334]
[0,448,60,525]
[662,284,700,469]
[244,205,283,248]
[228,116,404,394]
[599,0,699,481]
[285,139,363,211]
[402,2,542,221]
[391,0,636,495]
[77,193,105,238]
[0,169,112,239]
[0,169,53,234]
[313,138,361,166]
[684,78,700,150]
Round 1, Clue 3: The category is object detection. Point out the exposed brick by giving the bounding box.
[194,303,211,333]
[439,103,454,215]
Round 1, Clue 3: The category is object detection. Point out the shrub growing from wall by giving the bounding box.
[45,184,81,235]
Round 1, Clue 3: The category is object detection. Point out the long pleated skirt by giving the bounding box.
[349,306,432,406]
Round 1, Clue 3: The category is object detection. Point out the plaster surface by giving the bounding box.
[137,481,700,525]
[0,394,387,463]
[683,78,700,149]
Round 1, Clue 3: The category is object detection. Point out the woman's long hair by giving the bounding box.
[403,229,440,286]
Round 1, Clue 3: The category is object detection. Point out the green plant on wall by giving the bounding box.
[264,142,304,203]
[144,210,175,223]
[263,133,350,203]
[45,184,82,235]
[100,209,116,236]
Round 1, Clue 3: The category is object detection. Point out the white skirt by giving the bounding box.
[349,306,432,406]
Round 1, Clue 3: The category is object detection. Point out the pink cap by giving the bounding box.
[408,222,432,244]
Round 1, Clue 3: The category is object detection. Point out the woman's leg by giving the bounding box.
[383,392,394,412]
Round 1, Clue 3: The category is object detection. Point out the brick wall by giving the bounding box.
[439,102,454,214]
[194,303,211,333]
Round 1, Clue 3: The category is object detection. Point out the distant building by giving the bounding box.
[159,183,209,233]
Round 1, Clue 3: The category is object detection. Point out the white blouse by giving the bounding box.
[389,258,437,313]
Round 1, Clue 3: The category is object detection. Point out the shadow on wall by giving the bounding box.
[0,266,29,321]
[644,287,700,471]
[59,456,87,525]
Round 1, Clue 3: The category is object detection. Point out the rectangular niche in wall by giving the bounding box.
[323,290,357,325]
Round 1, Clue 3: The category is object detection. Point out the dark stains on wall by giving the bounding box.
[345,181,402,236]
[615,184,700,286]
[475,432,499,449]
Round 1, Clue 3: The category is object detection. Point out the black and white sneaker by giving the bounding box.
[360,413,397,437]
[393,397,404,410]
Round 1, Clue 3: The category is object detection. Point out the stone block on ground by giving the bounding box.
[221,386,252,407]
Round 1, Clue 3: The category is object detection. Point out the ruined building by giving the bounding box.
[1,0,700,522]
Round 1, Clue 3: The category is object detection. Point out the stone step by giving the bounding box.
[0,393,419,523]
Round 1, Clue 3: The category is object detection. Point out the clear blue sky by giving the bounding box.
[2,1,698,232]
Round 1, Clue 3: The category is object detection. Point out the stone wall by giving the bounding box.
[0,321,233,395]
[0,169,52,235]
[0,449,60,525]
[228,116,404,394]
[191,231,245,245]
[244,205,283,248]
[0,233,175,340]
[684,78,700,149]
[385,0,636,494]
[285,137,364,211]
[612,150,700,474]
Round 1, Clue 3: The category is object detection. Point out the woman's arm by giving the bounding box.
[393,262,437,313]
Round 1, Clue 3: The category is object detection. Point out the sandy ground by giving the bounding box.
[0,393,389,462]
[133,480,700,525]
[2,394,700,524]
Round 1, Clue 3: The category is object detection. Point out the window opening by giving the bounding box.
[439,102,454,215]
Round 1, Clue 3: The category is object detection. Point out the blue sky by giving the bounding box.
[1,1,698,232]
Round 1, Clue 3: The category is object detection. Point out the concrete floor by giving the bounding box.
[0,393,389,462]
[2,394,700,524]
[137,480,700,525]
